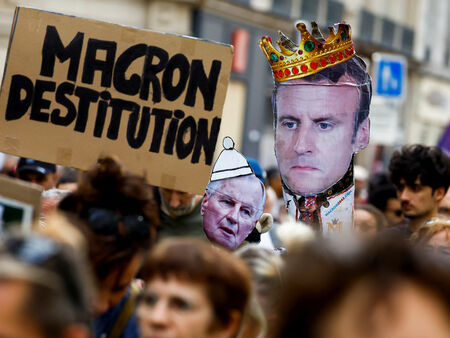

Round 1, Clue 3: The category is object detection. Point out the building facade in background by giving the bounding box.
[0,0,447,172]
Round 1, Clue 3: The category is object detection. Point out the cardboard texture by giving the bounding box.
[0,175,42,221]
[0,7,233,195]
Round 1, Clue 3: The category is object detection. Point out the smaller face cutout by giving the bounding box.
[201,176,264,250]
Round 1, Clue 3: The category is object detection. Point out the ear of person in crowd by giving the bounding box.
[389,145,450,235]
[201,137,266,250]
[137,238,252,338]
[57,156,160,338]
[15,157,59,191]
[0,235,93,338]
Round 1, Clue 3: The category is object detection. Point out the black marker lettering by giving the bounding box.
[140,46,168,102]
[127,106,150,149]
[149,108,172,153]
[184,60,221,111]
[113,44,146,96]
[162,54,190,101]
[73,86,99,133]
[30,80,56,123]
[51,82,76,126]
[164,109,185,155]
[176,116,196,159]
[40,26,84,82]
[192,117,221,164]
[5,75,33,121]
[82,39,117,87]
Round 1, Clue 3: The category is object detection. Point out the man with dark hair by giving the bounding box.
[156,188,205,241]
[389,144,450,235]
[16,157,59,191]
[368,173,405,227]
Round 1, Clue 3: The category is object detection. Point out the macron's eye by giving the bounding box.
[282,121,297,129]
[318,122,332,130]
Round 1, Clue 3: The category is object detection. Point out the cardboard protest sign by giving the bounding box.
[201,137,265,250]
[0,175,42,233]
[0,7,233,195]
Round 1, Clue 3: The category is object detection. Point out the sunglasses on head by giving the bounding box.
[87,207,150,238]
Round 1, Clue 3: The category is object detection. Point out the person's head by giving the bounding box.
[266,167,283,198]
[411,218,450,250]
[201,175,265,250]
[137,238,252,338]
[57,168,79,192]
[159,188,200,218]
[354,204,388,239]
[389,145,450,220]
[16,157,58,190]
[368,173,404,226]
[272,56,371,196]
[276,236,450,338]
[0,235,92,338]
[235,245,284,337]
[58,156,159,316]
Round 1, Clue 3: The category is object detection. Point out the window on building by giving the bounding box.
[401,27,414,57]
[228,0,250,6]
[301,0,319,21]
[359,9,374,42]
[381,18,396,49]
[424,46,431,63]
[326,0,344,25]
[271,0,292,18]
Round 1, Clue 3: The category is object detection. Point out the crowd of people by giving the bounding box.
[0,18,449,338]
[0,141,449,338]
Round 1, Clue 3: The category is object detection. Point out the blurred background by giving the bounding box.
[0,0,448,175]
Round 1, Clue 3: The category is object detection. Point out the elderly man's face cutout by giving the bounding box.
[201,175,264,250]
[274,75,369,196]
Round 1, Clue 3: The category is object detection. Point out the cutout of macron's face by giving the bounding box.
[274,76,369,195]
[201,176,264,250]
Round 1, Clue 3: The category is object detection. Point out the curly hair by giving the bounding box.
[58,156,160,280]
[389,145,450,193]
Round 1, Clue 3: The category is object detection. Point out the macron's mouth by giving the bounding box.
[291,165,319,171]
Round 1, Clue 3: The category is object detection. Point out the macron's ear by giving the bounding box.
[353,117,370,153]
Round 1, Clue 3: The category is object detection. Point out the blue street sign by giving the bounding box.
[372,53,407,99]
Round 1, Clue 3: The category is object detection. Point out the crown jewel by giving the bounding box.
[259,22,355,81]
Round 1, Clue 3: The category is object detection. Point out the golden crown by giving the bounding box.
[259,22,355,81]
